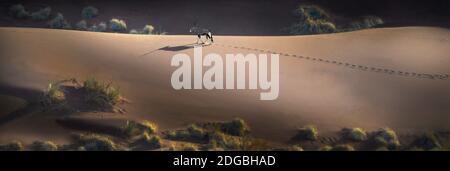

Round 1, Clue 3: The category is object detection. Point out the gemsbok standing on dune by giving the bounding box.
[189,25,214,45]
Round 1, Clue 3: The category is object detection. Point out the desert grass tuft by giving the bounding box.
[411,131,442,151]
[372,127,400,150]
[331,144,355,151]
[0,141,24,151]
[292,125,318,141]
[220,118,250,136]
[83,77,121,109]
[73,133,117,151]
[340,127,368,141]
[30,141,58,151]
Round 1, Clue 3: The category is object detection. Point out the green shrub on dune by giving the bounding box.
[207,131,243,150]
[129,29,139,34]
[331,144,355,151]
[288,145,304,151]
[76,20,88,30]
[74,134,117,151]
[81,6,99,20]
[341,127,368,141]
[349,16,384,31]
[289,18,336,35]
[109,18,127,32]
[288,5,383,35]
[129,25,155,34]
[289,5,336,35]
[178,143,200,151]
[83,77,121,109]
[187,124,206,139]
[293,5,330,21]
[292,125,318,141]
[166,124,206,141]
[40,82,66,109]
[142,132,162,148]
[318,145,333,151]
[141,25,155,34]
[141,120,158,134]
[89,22,107,32]
[220,118,250,136]
[0,141,24,151]
[31,7,51,21]
[372,127,400,150]
[412,131,442,151]
[48,13,71,29]
[31,141,58,151]
[122,120,157,138]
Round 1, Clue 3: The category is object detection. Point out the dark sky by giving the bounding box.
[1,0,449,35]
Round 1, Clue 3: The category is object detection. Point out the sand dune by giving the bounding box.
[0,27,449,143]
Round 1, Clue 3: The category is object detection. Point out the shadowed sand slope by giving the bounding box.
[0,27,449,143]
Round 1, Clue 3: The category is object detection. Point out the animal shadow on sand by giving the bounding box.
[139,43,212,57]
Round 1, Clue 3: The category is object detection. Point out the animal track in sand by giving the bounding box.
[214,43,449,80]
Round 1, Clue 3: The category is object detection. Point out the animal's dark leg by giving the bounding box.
[207,32,213,43]
[199,34,204,44]
[197,34,201,44]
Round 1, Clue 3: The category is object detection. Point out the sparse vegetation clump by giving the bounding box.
[30,141,58,151]
[141,120,158,134]
[129,29,139,34]
[81,6,99,20]
[169,143,200,151]
[41,82,66,108]
[294,5,330,21]
[76,20,88,30]
[122,120,157,138]
[74,134,117,151]
[289,18,336,35]
[0,141,24,151]
[207,131,243,150]
[289,5,336,35]
[141,25,155,34]
[220,118,250,136]
[122,121,142,137]
[164,119,263,150]
[129,25,155,34]
[288,145,304,151]
[109,18,127,32]
[9,4,29,19]
[331,144,355,151]
[31,7,51,21]
[288,5,383,35]
[83,77,121,109]
[48,13,71,29]
[376,146,389,151]
[89,22,107,32]
[348,16,384,31]
[166,124,207,141]
[292,125,318,141]
[341,128,368,141]
[411,132,442,151]
[142,133,162,148]
[318,145,333,151]
[372,128,400,150]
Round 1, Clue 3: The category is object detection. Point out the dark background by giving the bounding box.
[1,0,449,35]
